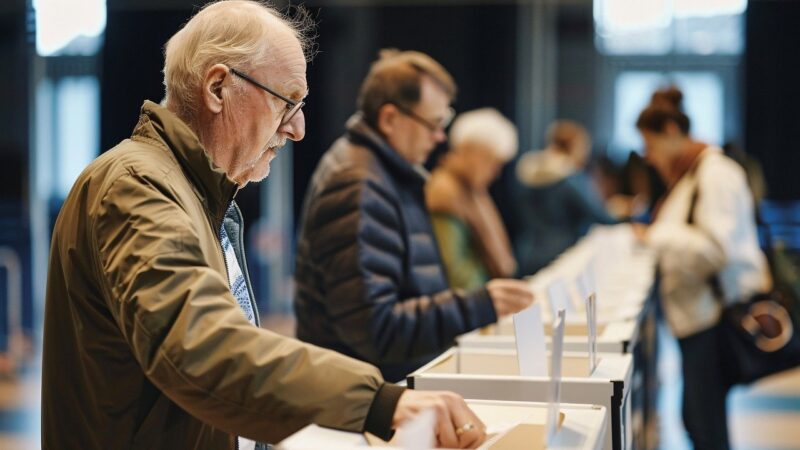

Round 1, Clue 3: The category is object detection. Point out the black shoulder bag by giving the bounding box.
[688,180,800,385]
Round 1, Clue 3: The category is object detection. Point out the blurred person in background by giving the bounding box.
[426,108,518,291]
[514,120,617,276]
[41,3,487,449]
[294,50,533,383]
[634,87,771,450]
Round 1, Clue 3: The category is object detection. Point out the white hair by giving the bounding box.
[448,108,518,162]
[163,1,314,121]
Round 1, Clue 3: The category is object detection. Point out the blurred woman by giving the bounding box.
[515,120,617,276]
[636,87,771,450]
[426,108,518,291]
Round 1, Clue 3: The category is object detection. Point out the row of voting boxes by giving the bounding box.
[405,225,655,450]
[278,224,656,450]
[407,348,633,450]
[458,319,640,354]
[278,400,607,450]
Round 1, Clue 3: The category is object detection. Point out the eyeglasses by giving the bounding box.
[391,102,455,133]
[229,67,305,125]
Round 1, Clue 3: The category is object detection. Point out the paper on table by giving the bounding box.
[513,303,548,377]
[546,309,566,447]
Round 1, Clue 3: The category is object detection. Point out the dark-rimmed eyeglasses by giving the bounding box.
[229,67,305,125]
[391,102,455,133]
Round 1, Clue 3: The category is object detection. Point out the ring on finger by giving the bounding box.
[455,422,475,436]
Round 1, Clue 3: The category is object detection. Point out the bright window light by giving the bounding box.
[34,0,106,57]
[609,71,724,162]
[595,0,671,34]
[594,0,747,55]
[56,77,101,198]
[674,0,747,18]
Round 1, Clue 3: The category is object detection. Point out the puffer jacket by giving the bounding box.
[42,101,403,450]
[294,114,497,382]
[515,149,617,275]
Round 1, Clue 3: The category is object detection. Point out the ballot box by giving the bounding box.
[277,400,607,450]
[457,318,639,354]
[407,348,633,450]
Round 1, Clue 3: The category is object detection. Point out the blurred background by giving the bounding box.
[0,0,799,448]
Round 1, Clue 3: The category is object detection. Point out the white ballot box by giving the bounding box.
[277,400,607,450]
[458,318,640,354]
[407,348,633,450]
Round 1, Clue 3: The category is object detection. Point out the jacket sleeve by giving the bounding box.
[565,174,618,226]
[92,172,401,443]
[309,174,497,366]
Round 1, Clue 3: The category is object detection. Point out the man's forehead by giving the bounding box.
[417,77,451,111]
[263,28,308,97]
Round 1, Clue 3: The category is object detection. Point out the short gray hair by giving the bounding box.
[448,108,518,162]
[163,0,315,120]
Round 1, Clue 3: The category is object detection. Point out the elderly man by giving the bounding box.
[294,50,534,382]
[42,3,485,450]
[426,108,518,291]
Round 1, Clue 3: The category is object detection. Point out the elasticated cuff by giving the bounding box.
[363,382,406,441]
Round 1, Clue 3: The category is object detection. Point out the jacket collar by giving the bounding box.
[133,100,238,225]
[345,113,429,185]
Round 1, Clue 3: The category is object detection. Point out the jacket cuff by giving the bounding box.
[363,383,406,441]
[466,287,498,328]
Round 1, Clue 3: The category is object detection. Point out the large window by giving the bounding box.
[594,0,746,55]
[609,71,724,162]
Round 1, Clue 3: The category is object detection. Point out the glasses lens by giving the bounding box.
[282,101,305,125]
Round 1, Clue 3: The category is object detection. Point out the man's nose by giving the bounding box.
[279,109,305,142]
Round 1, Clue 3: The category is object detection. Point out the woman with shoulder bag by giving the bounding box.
[633,87,772,450]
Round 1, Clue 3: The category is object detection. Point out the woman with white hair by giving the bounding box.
[426,108,518,290]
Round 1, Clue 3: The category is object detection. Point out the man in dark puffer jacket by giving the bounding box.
[294,50,534,381]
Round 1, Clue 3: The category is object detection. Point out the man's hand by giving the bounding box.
[392,390,486,449]
[486,278,535,317]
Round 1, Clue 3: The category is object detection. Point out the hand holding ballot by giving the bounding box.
[486,279,535,317]
[393,390,487,449]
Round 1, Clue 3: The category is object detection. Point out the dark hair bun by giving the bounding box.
[650,86,683,111]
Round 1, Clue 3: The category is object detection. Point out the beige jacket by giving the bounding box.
[42,101,402,449]
[647,147,771,338]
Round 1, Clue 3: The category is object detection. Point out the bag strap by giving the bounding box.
[686,167,727,304]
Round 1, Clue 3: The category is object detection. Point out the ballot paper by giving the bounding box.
[398,408,435,449]
[575,270,591,303]
[513,303,548,377]
[586,293,598,374]
[546,279,577,318]
[546,309,566,446]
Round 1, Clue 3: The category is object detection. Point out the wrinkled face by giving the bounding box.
[385,76,451,166]
[226,29,307,185]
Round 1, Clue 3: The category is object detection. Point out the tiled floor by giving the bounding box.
[1,316,799,450]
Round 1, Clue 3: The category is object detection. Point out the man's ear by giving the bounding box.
[376,103,399,136]
[202,64,232,114]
